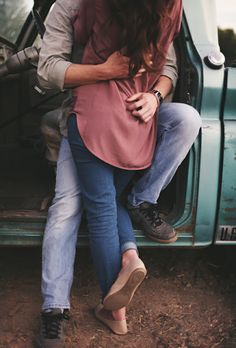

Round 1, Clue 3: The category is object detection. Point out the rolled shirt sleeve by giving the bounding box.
[161,43,178,89]
[37,0,81,91]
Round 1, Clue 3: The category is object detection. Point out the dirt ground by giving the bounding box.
[0,246,235,348]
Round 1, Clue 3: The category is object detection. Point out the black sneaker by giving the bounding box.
[35,308,69,348]
[128,202,177,243]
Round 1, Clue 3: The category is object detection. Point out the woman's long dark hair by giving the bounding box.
[107,0,175,76]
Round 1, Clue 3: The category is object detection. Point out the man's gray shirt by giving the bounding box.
[37,0,179,91]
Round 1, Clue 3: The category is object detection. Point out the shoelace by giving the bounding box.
[42,313,64,339]
[63,310,70,320]
[141,204,163,227]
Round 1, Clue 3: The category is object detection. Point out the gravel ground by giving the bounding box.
[0,246,235,348]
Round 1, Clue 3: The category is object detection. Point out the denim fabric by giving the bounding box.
[67,115,137,297]
[41,102,201,310]
[128,103,202,205]
[42,137,82,310]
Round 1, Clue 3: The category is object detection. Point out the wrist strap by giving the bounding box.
[148,89,164,105]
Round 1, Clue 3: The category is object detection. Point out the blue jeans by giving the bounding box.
[41,102,201,310]
[67,115,137,297]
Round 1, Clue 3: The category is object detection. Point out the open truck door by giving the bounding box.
[216,67,236,243]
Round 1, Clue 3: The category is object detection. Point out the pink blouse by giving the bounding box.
[71,0,182,170]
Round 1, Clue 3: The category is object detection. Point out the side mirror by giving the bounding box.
[0,46,39,78]
[0,36,17,65]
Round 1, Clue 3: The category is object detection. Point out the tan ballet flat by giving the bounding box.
[94,303,128,335]
[103,258,147,311]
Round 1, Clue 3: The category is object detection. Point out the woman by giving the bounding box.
[67,0,183,335]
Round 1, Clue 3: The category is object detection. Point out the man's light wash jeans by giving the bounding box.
[42,102,201,310]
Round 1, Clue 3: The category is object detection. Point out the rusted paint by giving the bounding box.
[176,207,196,235]
[0,210,47,221]
[224,208,236,212]
[176,225,195,233]
[224,217,236,222]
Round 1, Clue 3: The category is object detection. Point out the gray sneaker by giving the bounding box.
[35,308,69,348]
[128,202,177,243]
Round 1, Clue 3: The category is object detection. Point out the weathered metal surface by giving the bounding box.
[215,68,236,244]
[0,210,47,221]
[216,225,236,242]
[0,225,194,247]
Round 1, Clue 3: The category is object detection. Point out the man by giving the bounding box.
[36,0,201,346]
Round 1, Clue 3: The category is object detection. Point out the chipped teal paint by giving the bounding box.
[216,68,236,244]
[183,0,224,245]
[222,68,236,121]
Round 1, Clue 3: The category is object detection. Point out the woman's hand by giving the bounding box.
[103,51,146,80]
[126,92,159,123]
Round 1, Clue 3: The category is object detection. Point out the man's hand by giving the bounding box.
[103,51,146,80]
[64,52,146,88]
[126,92,159,123]
[103,51,130,79]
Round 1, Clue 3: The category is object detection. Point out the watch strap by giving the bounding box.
[148,89,164,105]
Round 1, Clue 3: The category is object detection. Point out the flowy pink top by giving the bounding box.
[71,0,182,170]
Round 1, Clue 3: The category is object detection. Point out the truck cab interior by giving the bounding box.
[0,0,202,246]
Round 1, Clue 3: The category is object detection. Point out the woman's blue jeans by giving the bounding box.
[67,115,137,297]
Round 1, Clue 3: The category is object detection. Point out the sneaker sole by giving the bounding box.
[146,231,178,244]
[103,268,147,311]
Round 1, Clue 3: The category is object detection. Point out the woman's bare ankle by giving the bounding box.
[112,307,126,321]
[122,249,139,268]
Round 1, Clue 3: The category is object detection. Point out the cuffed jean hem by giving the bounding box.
[128,194,157,207]
[42,303,70,311]
[121,241,138,254]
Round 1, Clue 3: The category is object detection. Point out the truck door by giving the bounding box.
[216,67,236,244]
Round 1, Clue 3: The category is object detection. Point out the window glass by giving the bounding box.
[215,0,236,66]
[0,0,34,43]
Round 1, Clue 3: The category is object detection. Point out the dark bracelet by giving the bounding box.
[148,89,164,105]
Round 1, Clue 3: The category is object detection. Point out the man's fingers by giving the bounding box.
[132,107,149,118]
[143,114,155,123]
[134,67,146,78]
[135,112,154,123]
[141,111,154,121]
[126,92,156,123]
[132,105,154,119]
[137,68,146,73]
[126,93,143,102]
[126,99,147,111]
[111,51,130,63]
